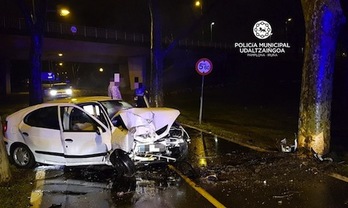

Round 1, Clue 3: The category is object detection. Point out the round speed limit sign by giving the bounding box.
[195,58,213,76]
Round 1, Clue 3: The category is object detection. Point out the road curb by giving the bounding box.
[182,123,273,152]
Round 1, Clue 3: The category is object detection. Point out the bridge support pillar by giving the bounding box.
[128,56,146,90]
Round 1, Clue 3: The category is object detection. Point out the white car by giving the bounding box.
[3,96,189,175]
[44,83,73,99]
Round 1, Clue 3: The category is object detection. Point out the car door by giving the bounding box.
[19,106,65,164]
[60,105,111,165]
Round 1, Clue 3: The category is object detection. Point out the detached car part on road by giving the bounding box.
[3,96,190,176]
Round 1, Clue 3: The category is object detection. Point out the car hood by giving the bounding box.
[118,107,180,131]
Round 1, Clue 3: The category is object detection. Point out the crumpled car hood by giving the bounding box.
[119,107,180,131]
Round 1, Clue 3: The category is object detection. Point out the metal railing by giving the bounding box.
[0,16,233,50]
[1,17,148,45]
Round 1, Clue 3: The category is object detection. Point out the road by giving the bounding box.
[29,127,348,208]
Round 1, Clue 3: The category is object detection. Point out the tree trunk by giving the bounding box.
[17,0,47,105]
[298,0,345,155]
[29,30,44,105]
[149,0,164,107]
[0,117,11,183]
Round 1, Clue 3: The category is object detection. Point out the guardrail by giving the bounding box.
[0,16,233,50]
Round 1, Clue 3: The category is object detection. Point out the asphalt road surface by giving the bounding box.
[29,127,348,208]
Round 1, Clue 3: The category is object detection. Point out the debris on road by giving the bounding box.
[280,138,297,153]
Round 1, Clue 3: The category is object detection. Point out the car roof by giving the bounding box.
[52,82,70,86]
[48,96,119,104]
[6,102,77,119]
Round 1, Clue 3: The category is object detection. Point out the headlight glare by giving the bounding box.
[66,88,73,95]
[50,90,57,96]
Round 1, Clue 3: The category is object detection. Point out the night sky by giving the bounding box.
[56,0,306,43]
[2,0,347,41]
[2,0,347,45]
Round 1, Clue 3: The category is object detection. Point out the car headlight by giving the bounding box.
[49,89,57,96]
[66,88,73,95]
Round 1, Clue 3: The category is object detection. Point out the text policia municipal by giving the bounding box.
[234,42,291,55]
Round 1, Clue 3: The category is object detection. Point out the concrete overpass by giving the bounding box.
[0,17,233,95]
[0,34,149,64]
[0,17,153,95]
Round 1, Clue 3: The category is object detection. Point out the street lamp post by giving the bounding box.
[195,1,204,40]
[285,18,292,41]
[210,22,215,42]
[195,0,202,15]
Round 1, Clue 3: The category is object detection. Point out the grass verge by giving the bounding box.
[0,165,35,208]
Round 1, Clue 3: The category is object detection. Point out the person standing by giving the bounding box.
[108,80,122,100]
[134,84,149,107]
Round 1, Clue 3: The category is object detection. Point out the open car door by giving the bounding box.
[60,106,111,166]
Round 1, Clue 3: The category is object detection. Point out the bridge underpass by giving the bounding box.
[0,17,233,96]
[0,33,149,95]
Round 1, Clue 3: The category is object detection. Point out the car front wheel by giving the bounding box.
[11,145,36,168]
[110,149,136,177]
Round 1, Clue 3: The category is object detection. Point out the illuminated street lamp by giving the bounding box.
[59,8,70,17]
[285,17,292,40]
[210,22,215,42]
[195,0,201,7]
[195,0,202,15]
[194,1,204,39]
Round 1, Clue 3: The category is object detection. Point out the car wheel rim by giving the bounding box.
[14,147,30,166]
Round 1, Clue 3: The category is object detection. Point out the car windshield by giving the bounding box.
[98,100,133,119]
[52,84,71,89]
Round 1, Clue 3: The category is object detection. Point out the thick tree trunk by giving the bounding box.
[298,0,345,155]
[149,0,164,107]
[0,117,11,183]
[29,31,44,105]
[17,0,47,105]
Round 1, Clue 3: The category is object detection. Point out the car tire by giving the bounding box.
[110,150,136,177]
[11,144,36,169]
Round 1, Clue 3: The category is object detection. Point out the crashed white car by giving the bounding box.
[3,96,189,176]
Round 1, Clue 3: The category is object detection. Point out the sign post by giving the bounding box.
[195,58,213,124]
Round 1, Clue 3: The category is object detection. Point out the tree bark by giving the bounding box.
[29,30,44,105]
[298,0,345,155]
[17,0,47,105]
[0,117,11,183]
[149,0,164,107]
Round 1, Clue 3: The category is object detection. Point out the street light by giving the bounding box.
[195,0,201,7]
[194,1,204,40]
[194,0,202,15]
[210,22,215,42]
[59,8,70,17]
[285,17,292,40]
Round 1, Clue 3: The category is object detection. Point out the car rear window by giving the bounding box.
[24,106,60,130]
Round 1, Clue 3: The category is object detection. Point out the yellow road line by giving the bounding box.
[30,169,46,208]
[329,172,348,183]
[168,164,227,208]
